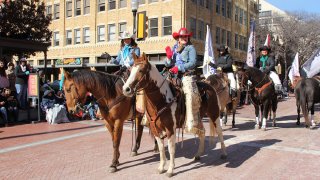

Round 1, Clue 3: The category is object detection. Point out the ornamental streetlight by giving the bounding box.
[131,0,139,35]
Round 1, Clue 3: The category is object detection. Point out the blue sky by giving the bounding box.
[266,0,320,14]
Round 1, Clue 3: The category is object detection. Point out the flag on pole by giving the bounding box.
[202,25,215,78]
[264,34,270,47]
[302,48,320,78]
[288,52,300,84]
[246,19,256,67]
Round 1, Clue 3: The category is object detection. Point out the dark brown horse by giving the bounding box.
[122,53,227,177]
[238,66,278,130]
[206,73,240,128]
[294,76,320,128]
[63,70,145,173]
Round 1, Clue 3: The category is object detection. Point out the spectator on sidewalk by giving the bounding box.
[82,93,98,121]
[5,62,16,97]
[0,89,8,127]
[15,57,30,109]
[0,58,9,89]
[1,88,18,122]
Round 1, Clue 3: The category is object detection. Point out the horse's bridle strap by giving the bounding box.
[255,81,272,95]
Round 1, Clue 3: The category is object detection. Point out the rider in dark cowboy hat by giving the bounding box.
[209,45,238,98]
[256,45,282,94]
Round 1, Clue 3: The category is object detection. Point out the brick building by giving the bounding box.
[31,0,259,80]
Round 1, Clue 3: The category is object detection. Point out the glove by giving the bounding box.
[25,71,30,75]
[165,46,173,59]
[232,65,237,72]
[169,66,178,74]
[217,67,222,71]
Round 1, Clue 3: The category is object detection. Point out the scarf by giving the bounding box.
[122,45,130,61]
[20,65,27,72]
[260,55,268,70]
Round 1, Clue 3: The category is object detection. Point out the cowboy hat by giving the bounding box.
[259,45,271,52]
[172,27,193,39]
[119,31,135,40]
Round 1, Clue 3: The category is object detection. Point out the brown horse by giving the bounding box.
[205,73,240,128]
[63,70,145,173]
[122,53,227,177]
[238,66,278,130]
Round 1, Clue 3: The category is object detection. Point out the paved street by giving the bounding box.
[0,96,320,180]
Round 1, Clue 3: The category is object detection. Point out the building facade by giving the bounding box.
[31,0,259,79]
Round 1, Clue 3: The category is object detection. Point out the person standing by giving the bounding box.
[5,62,16,96]
[15,57,30,109]
[0,59,9,89]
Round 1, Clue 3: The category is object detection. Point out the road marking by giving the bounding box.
[0,121,319,156]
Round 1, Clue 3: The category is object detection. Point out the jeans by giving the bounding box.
[15,84,28,109]
[84,104,98,120]
[7,106,19,122]
[0,107,8,124]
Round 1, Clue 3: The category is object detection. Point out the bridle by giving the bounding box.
[240,71,269,91]
[65,83,83,113]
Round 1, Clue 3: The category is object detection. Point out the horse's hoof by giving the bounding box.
[220,154,227,160]
[273,123,276,127]
[158,169,166,174]
[153,148,159,153]
[166,172,173,177]
[232,124,236,128]
[131,151,138,157]
[108,167,117,173]
[296,121,300,125]
[261,126,266,131]
[255,125,260,130]
[310,125,317,130]
[305,125,309,128]
[194,156,201,161]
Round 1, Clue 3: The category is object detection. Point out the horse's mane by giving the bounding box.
[71,70,120,98]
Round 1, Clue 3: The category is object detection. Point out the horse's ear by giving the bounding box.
[132,52,138,60]
[64,70,71,80]
[142,53,148,62]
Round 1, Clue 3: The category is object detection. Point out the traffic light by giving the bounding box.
[137,11,148,41]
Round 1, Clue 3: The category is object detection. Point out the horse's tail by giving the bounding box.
[209,119,217,147]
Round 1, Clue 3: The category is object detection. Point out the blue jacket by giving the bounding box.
[111,45,140,67]
[165,43,197,72]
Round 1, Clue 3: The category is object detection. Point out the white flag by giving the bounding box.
[202,25,215,78]
[246,20,256,67]
[264,34,270,47]
[302,48,320,78]
[288,52,300,84]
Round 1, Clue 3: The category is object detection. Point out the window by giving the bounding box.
[239,8,243,24]
[259,11,272,17]
[222,0,226,17]
[97,25,105,42]
[216,27,220,44]
[98,0,105,12]
[162,16,172,36]
[234,33,238,49]
[205,0,211,9]
[227,1,231,18]
[74,29,81,44]
[235,6,239,22]
[84,0,90,14]
[54,32,59,46]
[221,29,226,45]
[108,24,116,41]
[119,23,127,36]
[83,27,90,43]
[66,30,72,45]
[149,0,158,3]
[190,18,196,39]
[83,57,90,64]
[46,5,52,17]
[66,1,72,17]
[75,0,81,16]
[54,4,60,20]
[199,0,204,6]
[149,18,158,37]
[198,20,204,40]
[227,31,231,47]
[108,0,116,10]
[216,0,220,14]
[119,0,127,8]
[244,11,247,26]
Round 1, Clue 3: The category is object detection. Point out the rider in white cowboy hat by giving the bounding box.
[110,31,140,69]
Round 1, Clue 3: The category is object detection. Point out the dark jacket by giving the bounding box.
[41,90,64,110]
[15,65,30,85]
[255,55,275,74]
[0,94,8,108]
[216,54,233,73]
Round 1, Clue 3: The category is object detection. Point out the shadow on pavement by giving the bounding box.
[0,124,103,140]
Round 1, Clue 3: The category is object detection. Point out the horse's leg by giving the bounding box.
[272,97,278,127]
[224,108,228,126]
[261,101,270,131]
[131,116,144,156]
[194,131,205,161]
[232,101,236,128]
[296,102,301,125]
[215,118,227,159]
[219,111,224,127]
[254,104,260,129]
[310,105,316,128]
[166,134,176,177]
[155,137,166,174]
[109,119,124,173]
[153,139,159,153]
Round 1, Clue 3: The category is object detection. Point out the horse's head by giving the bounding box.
[123,53,150,97]
[237,65,250,90]
[63,70,87,114]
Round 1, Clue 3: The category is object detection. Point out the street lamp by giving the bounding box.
[131,0,139,35]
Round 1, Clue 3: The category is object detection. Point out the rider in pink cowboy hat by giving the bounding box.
[165,27,196,74]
